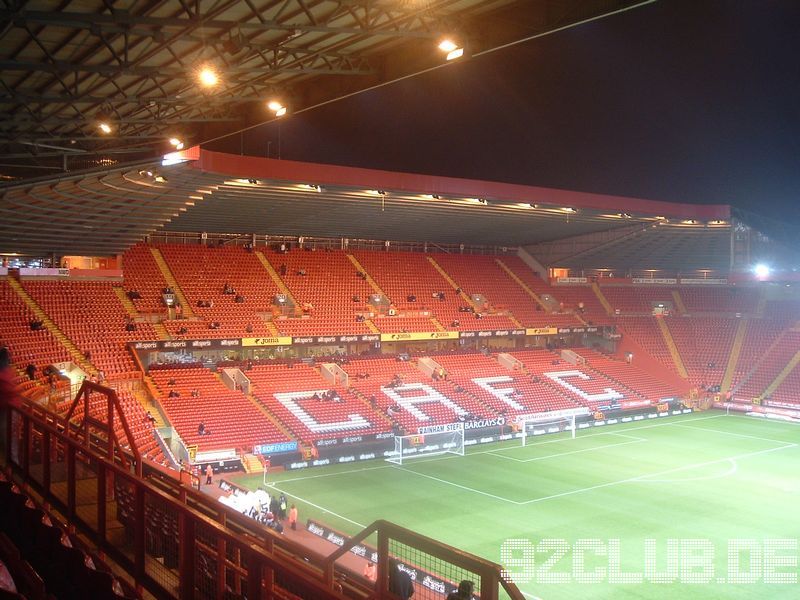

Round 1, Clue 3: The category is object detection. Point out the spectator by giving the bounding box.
[0,347,21,410]
[25,362,37,381]
[407,294,416,303]
[389,559,414,600]
[198,421,206,435]
[245,323,254,333]
[279,263,287,276]
[146,410,156,424]
[205,464,213,485]
[352,295,361,303]
[446,580,474,600]
[234,294,245,303]
[178,326,188,335]
[363,561,377,582]
[296,268,307,276]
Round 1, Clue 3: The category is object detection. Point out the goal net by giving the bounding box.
[386,423,465,465]
[520,414,576,446]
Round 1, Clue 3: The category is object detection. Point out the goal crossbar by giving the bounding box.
[520,414,576,445]
[386,423,465,465]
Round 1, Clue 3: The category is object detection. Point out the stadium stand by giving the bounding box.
[21,280,155,380]
[247,362,390,443]
[352,250,518,330]
[157,244,281,338]
[433,254,578,327]
[0,279,71,389]
[121,243,170,315]
[149,365,290,451]
[667,317,737,386]
[263,248,376,336]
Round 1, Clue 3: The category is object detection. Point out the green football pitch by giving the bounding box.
[232,411,800,599]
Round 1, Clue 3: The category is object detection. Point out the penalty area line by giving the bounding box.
[265,482,367,529]
[519,442,797,505]
[487,437,647,463]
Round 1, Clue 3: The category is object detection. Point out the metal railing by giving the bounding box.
[4,384,525,600]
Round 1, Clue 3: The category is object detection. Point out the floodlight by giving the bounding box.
[754,264,770,277]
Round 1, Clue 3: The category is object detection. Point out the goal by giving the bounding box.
[386,423,465,465]
[520,414,576,446]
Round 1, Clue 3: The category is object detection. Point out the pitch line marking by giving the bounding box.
[265,482,368,528]
[487,436,647,463]
[518,442,797,505]
[271,464,391,484]
[389,464,524,504]
[267,413,728,486]
[673,422,796,446]
[638,458,739,484]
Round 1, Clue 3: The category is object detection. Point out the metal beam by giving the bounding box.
[0,91,267,105]
[0,9,440,39]
[0,60,374,77]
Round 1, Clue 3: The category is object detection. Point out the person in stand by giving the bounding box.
[0,348,19,409]
[197,421,206,436]
[363,561,376,582]
[205,463,213,485]
[288,504,298,530]
[25,362,37,381]
[389,559,414,599]
[446,580,474,600]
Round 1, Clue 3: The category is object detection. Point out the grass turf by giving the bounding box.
[232,411,800,599]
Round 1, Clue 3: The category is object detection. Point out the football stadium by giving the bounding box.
[1,2,799,600]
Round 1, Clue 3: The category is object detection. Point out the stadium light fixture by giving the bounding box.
[754,264,770,278]
[168,137,185,150]
[98,122,112,134]
[438,38,466,61]
[267,100,287,117]
[438,39,458,53]
[198,66,220,88]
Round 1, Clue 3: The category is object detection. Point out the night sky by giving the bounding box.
[232,0,800,235]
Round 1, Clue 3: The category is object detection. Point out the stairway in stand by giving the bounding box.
[245,389,297,441]
[149,247,196,318]
[346,254,386,296]
[241,453,265,474]
[133,380,166,427]
[114,286,170,340]
[761,350,800,400]
[429,316,446,331]
[7,278,96,375]
[721,319,748,394]
[255,251,297,304]
[427,256,480,311]
[591,282,614,316]
[494,259,549,311]
[671,290,688,316]
[656,318,688,379]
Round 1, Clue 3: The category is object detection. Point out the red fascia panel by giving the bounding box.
[194,149,730,221]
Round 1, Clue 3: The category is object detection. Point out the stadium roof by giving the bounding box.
[0,0,652,181]
[0,146,730,257]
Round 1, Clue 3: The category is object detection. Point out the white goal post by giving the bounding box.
[386,422,465,465]
[520,414,576,445]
